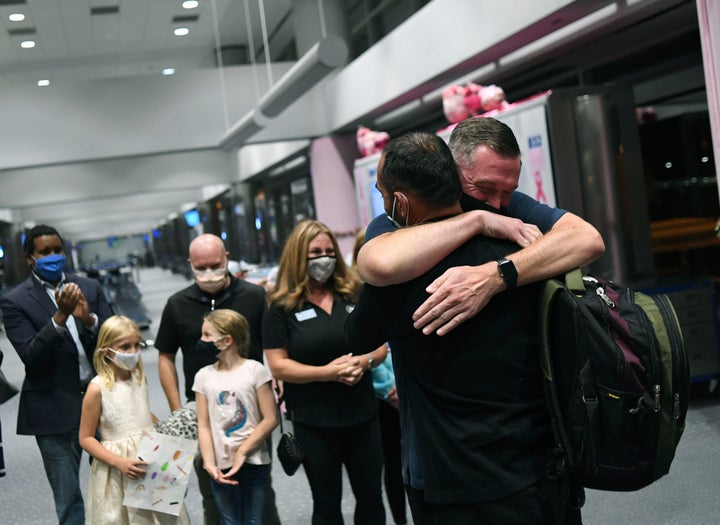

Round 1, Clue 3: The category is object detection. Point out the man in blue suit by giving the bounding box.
[0,224,113,525]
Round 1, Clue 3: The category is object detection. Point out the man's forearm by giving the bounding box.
[511,212,604,286]
[358,210,486,285]
[158,353,182,411]
[412,212,605,336]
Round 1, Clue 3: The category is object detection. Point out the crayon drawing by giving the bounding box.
[123,430,197,516]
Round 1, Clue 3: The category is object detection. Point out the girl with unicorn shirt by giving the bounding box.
[193,309,278,525]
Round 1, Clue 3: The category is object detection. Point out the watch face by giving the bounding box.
[498,258,518,287]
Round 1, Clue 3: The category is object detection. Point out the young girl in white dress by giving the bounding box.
[193,309,278,525]
[79,315,190,525]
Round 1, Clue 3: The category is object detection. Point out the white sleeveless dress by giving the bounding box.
[85,376,190,525]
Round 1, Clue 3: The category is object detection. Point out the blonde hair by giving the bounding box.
[203,309,250,358]
[93,315,145,389]
[350,228,366,277]
[268,220,361,311]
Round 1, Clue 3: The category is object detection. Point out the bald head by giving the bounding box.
[188,234,230,294]
[188,234,227,269]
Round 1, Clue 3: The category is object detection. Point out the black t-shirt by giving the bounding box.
[154,276,267,402]
[346,236,552,504]
[263,296,376,428]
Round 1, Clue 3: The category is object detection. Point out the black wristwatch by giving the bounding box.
[496,258,518,289]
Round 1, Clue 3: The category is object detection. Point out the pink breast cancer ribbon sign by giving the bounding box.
[123,430,197,516]
[527,134,548,204]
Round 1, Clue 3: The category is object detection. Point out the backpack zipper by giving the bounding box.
[588,275,663,413]
[654,293,687,425]
[584,275,616,308]
[596,286,615,308]
[626,288,662,412]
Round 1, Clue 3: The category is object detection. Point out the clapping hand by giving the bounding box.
[55,283,82,317]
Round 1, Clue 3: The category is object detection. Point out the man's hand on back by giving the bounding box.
[412,262,505,336]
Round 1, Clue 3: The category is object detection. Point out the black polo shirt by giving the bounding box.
[263,296,376,428]
[155,275,267,402]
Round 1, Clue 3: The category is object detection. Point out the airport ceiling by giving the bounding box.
[0,0,295,86]
[0,0,422,242]
[0,0,707,244]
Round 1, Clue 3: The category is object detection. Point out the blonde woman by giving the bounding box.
[263,220,387,524]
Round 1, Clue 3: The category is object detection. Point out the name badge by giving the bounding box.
[295,308,317,322]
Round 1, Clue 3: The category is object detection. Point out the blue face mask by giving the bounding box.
[33,253,67,282]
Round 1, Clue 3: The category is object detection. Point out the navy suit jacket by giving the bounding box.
[0,274,113,435]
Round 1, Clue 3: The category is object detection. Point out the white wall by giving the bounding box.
[238,140,311,180]
[5,149,237,240]
[0,62,293,171]
[0,1,611,170]
[255,0,611,141]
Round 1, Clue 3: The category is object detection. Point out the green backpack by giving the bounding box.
[539,269,690,508]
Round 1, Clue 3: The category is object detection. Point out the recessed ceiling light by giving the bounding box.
[20,40,36,49]
[162,68,176,76]
[174,27,189,36]
[9,13,26,22]
[182,1,199,8]
[37,79,50,87]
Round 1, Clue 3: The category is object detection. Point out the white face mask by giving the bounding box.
[307,256,337,284]
[207,336,229,352]
[387,193,409,228]
[107,348,141,371]
[193,265,228,294]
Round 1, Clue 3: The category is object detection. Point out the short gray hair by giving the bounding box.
[448,117,521,171]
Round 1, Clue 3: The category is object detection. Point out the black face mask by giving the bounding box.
[196,339,221,359]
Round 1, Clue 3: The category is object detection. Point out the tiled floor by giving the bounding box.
[2,266,720,524]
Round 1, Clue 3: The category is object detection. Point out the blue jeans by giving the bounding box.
[36,431,85,525]
[210,463,270,525]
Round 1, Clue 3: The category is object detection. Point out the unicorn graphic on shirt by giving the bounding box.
[216,391,247,437]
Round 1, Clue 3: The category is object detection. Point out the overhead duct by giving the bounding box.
[220,109,270,151]
[257,34,348,118]
[219,35,348,150]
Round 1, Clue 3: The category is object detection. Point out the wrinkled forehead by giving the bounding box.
[189,241,226,266]
[460,147,521,188]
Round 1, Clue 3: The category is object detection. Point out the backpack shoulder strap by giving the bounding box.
[539,269,587,515]
[564,268,585,295]
[539,270,583,380]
